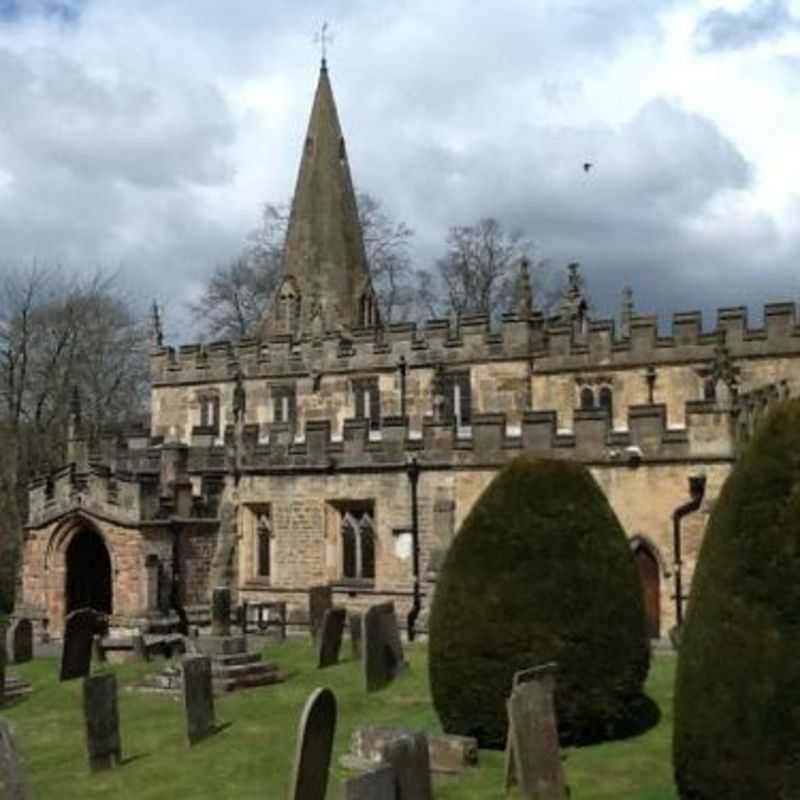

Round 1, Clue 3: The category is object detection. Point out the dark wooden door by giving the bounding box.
[635,546,660,639]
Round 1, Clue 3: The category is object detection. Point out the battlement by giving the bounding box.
[150,302,800,386]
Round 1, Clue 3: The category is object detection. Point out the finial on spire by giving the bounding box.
[513,257,533,317]
[314,22,332,69]
[150,299,163,349]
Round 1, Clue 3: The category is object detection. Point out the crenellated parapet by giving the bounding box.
[150,302,800,387]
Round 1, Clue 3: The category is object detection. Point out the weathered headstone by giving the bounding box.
[308,585,333,644]
[288,687,337,800]
[132,634,149,662]
[338,764,395,800]
[82,673,121,771]
[380,729,433,800]
[363,602,406,692]
[0,720,28,799]
[60,609,101,681]
[349,612,362,660]
[317,607,346,669]
[504,663,567,800]
[211,586,231,637]
[181,655,216,745]
[7,620,33,665]
[428,733,479,774]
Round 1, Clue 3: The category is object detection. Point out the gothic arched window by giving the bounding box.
[256,511,272,579]
[340,506,375,581]
[580,386,595,410]
[598,386,613,418]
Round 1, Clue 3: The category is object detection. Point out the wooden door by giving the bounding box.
[635,546,660,639]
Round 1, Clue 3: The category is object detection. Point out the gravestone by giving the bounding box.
[132,634,148,662]
[181,655,216,745]
[363,602,406,692]
[317,607,346,669]
[338,764,395,800]
[288,687,337,800]
[0,720,27,799]
[60,609,102,681]
[349,612,362,660]
[211,586,231,637]
[504,663,567,800]
[308,586,333,644]
[82,673,121,771]
[7,620,33,665]
[379,729,433,800]
[92,635,107,664]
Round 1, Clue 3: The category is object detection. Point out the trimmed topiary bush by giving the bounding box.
[428,456,650,749]
[674,399,800,799]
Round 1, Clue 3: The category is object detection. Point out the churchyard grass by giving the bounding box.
[3,642,677,799]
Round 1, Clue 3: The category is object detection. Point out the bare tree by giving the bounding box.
[0,265,148,609]
[189,193,415,339]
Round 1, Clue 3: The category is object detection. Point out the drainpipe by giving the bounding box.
[672,474,706,628]
[405,456,422,642]
[398,355,408,420]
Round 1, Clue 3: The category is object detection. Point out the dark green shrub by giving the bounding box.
[674,400,800,799]
[428,457,650,748]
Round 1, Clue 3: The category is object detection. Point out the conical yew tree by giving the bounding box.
[674,399,800,799]
[428,456,650,748]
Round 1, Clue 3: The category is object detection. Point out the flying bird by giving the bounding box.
[583,162,593,173]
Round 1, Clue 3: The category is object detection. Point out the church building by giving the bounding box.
[16,60,800,642]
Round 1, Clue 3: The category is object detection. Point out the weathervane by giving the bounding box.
[314,22,333,65]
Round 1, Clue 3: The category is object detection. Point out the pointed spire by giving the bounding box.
[512,257,533,317]
[258,62,374,339]
[150,299,163,351]
[619,286,634,338]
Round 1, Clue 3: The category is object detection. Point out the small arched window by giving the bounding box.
[704,378,716,401]
[340,506,375,581]
[598,386,613,418]
[580,386,595,410]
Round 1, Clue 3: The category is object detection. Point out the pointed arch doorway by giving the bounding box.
[632,538,661,639]
[66,527,113,615]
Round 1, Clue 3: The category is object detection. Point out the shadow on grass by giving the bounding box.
[120,752,150,767]
[560,694,662,749]
[0,695,30,711]
[214,721,234,736]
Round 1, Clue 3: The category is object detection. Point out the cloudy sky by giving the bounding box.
[0,0,798,339]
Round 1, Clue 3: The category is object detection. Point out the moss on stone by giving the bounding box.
[674,399,800,799]
[428,456,650,749]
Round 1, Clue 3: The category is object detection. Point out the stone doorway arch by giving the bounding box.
[65,527,113,616]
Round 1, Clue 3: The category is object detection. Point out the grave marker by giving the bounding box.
[337,764,395,800]
[288,687,337,800]
[0,720,27,799]
[308,586,332,644]
[381,730,433,800]
[349,612,362,660]
[60,609,102,681]
[317,607,346,669]
[211,586,231,637]
[7,620,33,665]
[504,663,567,800]
[181,655,216,745]
[83,673,121,772]
[363,602,406,692]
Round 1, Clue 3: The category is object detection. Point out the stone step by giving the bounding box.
[212,652,263,668]
[212,668,284,693]
[212,661,277,680]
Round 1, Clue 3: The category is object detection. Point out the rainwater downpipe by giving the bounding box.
[672,474,706,628]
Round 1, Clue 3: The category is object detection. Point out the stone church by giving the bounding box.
[15,60,800,642]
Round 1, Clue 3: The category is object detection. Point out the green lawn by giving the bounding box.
[3,642,678,799]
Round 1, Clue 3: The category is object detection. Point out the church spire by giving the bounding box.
[258,61,376,339]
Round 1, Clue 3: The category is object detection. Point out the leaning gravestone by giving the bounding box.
[318,608,347,669]
[83,673,121,771]
[288,687,337,800]
[308,585,333,645]
[60,609,102,681]
[0,720,27,799]
[211,586,231,637]
[349,612,362,660]
[504,663,567,800]
[363,602,406,692]
[181,655,216,746]
[381,730,433,800]
[338,764,395,800]
[8,620,33,665]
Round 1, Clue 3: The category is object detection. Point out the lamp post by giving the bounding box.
[405,456,422,642]
[672,473,706,628]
